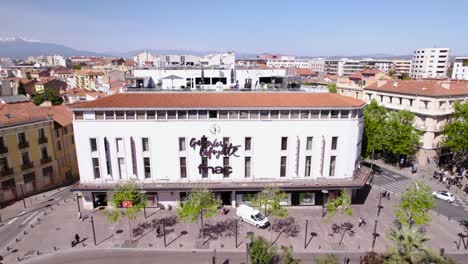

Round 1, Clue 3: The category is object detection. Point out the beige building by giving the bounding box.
[74,70,104,90]
[363,80,468,165]
[336,69,392,100]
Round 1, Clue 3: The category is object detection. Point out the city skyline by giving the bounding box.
[2,0,468,56]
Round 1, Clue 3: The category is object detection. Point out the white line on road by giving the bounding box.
[7,216,19,225]
[20,211,41,225]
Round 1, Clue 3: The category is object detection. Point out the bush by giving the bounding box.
[249,235,276,264]
[313,253,339,264]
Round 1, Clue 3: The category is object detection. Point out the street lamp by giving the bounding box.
[76,193,81,220]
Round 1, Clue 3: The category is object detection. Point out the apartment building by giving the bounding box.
[336,69,392,100]
[410,48,450,79]
[70,92,369,209]
[364,80,468,165]
[452,57,468,80]
[74,70,104,90]
[0,95,78,206]
[391,60,411,76]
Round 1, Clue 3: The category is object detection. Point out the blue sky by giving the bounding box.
[2,0,467,56]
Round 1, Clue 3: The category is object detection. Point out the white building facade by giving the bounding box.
[410,48,450,79]
[452,57,468,80]
[71,92,368,209]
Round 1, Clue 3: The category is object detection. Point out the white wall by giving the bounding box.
[73,115,361,185]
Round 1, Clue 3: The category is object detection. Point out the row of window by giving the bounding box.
[1,166,54,191]
[75,109,363,121]
[0,127,71,153]
[0,147,51,174]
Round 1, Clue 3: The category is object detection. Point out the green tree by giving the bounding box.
[248,235,277,264]
[325,190,353,246]
[72,64,82,70]
[362,99,388,161]
[395,181,436,226]
[313,254,339,264]
[327,83,337,93]
[385,224,446,264]
[105,183,146,242]
[32,89,64,106]
[442,101,468,166]
[279,246,302,264]
[17,81,26,95]
[251,187,288,218]
[382,110,421,167]
[387,69,395,77]
[176,189,220,237]
[401,73,412,80]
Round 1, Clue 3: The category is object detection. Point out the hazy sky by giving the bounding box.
[2,0,467,56]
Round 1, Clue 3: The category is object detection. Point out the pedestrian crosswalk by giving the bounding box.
[379,178,422,195]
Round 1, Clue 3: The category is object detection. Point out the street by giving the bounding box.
[0,187,74,250]
[371,165,468,222]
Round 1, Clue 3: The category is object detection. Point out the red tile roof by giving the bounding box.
[365,80,468,97]
[71,92,365,109]
[42,104,73,126]
[0,102,50,126]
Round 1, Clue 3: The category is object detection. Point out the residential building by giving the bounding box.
[391,60,411,76]
[74,70,104,90]
[410,48,450,79]
[336,69,392,100]
[70,92,369,209]
[364,80,468,165]
[50,66,73,82]
[452,57,468,80]
[325,59,364,77]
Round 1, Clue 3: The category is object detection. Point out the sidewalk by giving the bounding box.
[1,187,466,263]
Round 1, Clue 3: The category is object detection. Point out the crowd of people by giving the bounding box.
[432,167,468,194]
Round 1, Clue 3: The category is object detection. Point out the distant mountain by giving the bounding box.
[0,37,107,59]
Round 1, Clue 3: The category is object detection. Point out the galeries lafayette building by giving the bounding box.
[70,92,371,209]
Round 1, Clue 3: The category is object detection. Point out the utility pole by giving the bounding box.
[90,216,96,246]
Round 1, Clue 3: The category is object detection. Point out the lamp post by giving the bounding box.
[245,236,252,264]
[321,190,328,218]
[90,216,97,246]
[76,193,81,220]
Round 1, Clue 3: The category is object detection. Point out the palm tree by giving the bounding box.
[386,224,445,264]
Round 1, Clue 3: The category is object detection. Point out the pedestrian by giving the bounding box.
[358,217,363,227]
[74,233,80,244]
[362,218,367,226]
[156,226,161,238]
[386,192,390,200]
[382,190,387,198]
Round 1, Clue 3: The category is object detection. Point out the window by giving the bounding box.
[41,147,48,160]
[167,111,176,119]
[116,111,125,120]
[209,111,218,119]
[331,137,338,150]
[223,157,230,178]
[305,156,312,177]
[245,137,251,151]
[92,158,100,179]
[0,157,9,171]
[57,141,61,151]
[0,137,5,151]
[270,110,279,119]
[75,112,83,120]
[38,128,45,140]
[142,138,149,152]
[329,156,336,176]
[201,157,208,178]
[223,137,229,147]
[280,156,287,177]
[116,138,123,152]
[18,132,27,145]
[157,111,166,120]
[240,110,249,119]
[244,157,251,178]
[55,129,59,137]
[198,111,208,119]
[281,137,288,151]
[306,137,313,151]
[260,110,269,119]
[137,111,146,120]
[147,111,156,120]
[144,158,151,178]
[180,157,187,178]
[178,111,187,119]
[105,111,114,120]
[249,110,259,119]
[21,152,30,165]
[90,138,97,152]
[280,110,289,119]
[126,111,135,120]
[219,111,228,119]
[118,158,125,179]
[95,111,104,120]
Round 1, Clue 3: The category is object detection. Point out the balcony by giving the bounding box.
[41,156,52,164]
[38,137,48,144]
[0,168,13,177]
[0,146,7,154]
[21,162,34,170]
[18,141,30,149]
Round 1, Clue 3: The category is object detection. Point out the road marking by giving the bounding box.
[20,211,40,225]
[7,216,19,225]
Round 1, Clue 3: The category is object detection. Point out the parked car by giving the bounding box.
[236,204,269,228]
[432,191,455,203]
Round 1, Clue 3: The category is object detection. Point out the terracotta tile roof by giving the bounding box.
[71,92,365,109]
[42,104,73,126]
[365,80,468,97]
[0,101,50,126]
[362,68,381,75]
[73,70,104,76]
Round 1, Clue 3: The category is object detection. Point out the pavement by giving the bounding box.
[1,185,467,264]
[369,159,468,222]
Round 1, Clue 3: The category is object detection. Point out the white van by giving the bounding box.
[236,204,269,228]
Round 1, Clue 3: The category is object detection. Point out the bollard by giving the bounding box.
[30,224,34,228]
[24,230,27,235]
[44,211,47,216]
[16,238,20,242]
[149,243,153,247]
[37,251,41,255]
[37,217,41,222]
[180,243,183,248]
[7,246,11,250]
[17,257,21,262]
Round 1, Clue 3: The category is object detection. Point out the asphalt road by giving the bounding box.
[371,166,468,222]
[0,188,74,250]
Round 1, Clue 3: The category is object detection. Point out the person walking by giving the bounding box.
[358,217,363,227]
[74,234,80,244]
[156,226,161,238]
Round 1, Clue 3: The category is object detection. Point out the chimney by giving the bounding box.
[441,81,450,89]
[377,80,387,87]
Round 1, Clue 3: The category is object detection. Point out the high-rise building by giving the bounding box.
[452,57,468,80]
[410,48,450,79]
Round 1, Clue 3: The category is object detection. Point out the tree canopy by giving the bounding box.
[442,101,468,165]
[383,110,421,158]
[72,64,82,70]
[17,81,26,95]
[248,235,277,264]
[395,181,436,226]
[327,83,337,93]
[177,189,220,236]
[32,89,63,106]
[251,187,288,218]
[362,99,387,158]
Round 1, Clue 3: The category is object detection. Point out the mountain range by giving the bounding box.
[0,37,444,61]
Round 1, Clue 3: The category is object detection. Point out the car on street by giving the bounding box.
[432,191,455,203]
[236,204,269,228]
